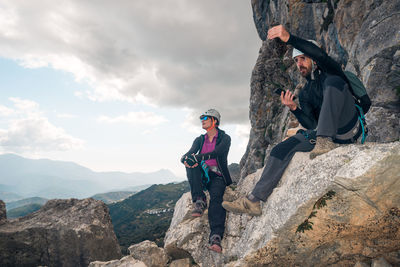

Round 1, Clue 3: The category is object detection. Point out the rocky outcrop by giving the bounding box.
[164,142,400,266]
[0,200,6,224]
[0,198,122,267]
[241,0,400,178]
[89,256,147,267]
[128,240,170,267]
[90,240,199,267]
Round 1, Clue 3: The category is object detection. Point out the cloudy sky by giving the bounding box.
[0,0,260,178]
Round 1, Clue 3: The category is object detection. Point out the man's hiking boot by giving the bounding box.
[309,136,338,159]
[191,199,207,217]
[222,197,262,216]
[208,234,222,253]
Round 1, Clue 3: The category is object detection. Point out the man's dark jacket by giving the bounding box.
[181,128,232,185]
[287,35,371,130]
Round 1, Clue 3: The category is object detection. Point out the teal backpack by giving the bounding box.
[343,71,371,114]
[343,71,371,143]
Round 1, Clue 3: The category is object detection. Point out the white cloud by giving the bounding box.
[234,123,251,150]
[0,98,84,153]
[97,111,168,126]
[56,113,77,119]
[0,0,260,124]
[9,97,39,112]
[0,105,14,116]
[0,117,84,152]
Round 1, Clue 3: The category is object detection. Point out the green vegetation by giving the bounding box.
[108,181,189,253]
[296,191,336,233]
[296,211,316,233]
[7,203,43,219]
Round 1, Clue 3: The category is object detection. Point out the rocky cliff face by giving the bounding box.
[0,200,6,224]
[164,142,400,266]
[240,0,400,178]
[0,198,122,267]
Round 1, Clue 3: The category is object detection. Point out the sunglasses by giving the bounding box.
[200,116,209,121]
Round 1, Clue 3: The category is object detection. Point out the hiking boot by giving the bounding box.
[222,197,262,216]
[191,199,207,217]
[208,234,222,253]
[309,136,338,159]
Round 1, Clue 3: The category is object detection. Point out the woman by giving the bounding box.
[181,108,232,253]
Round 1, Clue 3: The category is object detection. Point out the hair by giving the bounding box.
[212,117,220,126]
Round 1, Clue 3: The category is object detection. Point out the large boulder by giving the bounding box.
[164,142,400,266]
[241,0,400,178]
[89,256,147,267]
[128,240,169,267]
[0,198,122,267]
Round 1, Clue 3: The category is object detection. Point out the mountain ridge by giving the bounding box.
[0,153,182,199]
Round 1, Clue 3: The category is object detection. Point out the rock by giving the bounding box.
[89,256,147,267]
[0,200,6,224]
[169,258,194,267]
[241,0,400,180]
[239,39,294,179]
[354,261,370,267]
[371,257,393,267]
[228,163,240,184]
[128,240,169,267]
[0,198,122,267]
[165,142,400,266]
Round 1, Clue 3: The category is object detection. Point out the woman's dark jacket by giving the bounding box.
[181,128,232,185]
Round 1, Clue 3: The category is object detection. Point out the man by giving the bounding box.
[181,108,232,253]
[222,25,363,216]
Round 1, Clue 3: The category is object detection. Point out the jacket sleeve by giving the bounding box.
[291,105,317,130]
[291,92,318,130]
[180,137,201,163]
[287,35,346,79]
[195,134,231,162]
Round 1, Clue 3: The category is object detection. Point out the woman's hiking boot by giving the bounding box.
[208,234,222,253]
[310,136,338,159]
[222,197,261,216]
[191,198,207,217]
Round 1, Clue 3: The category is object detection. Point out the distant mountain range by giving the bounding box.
[91,185,151,204]
[0,154,182,200]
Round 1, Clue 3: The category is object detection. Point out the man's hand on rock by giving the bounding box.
[267,25,290,42]
[280,90,297,111]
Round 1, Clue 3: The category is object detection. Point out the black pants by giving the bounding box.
[186,166,226,239]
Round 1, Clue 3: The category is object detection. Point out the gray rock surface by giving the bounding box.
[89,256,147,267]
[128,240,169,267]
[0,198,122,267]
[0,200,6,224]
[169,258,196,267]
[164,142,400,266]
[241,0,400,179]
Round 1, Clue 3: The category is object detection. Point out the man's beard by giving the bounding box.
[300,66,311,77]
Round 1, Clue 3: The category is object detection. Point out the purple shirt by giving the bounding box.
[200,130,218,167]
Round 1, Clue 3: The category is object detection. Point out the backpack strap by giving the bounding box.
[355,104,368,144]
